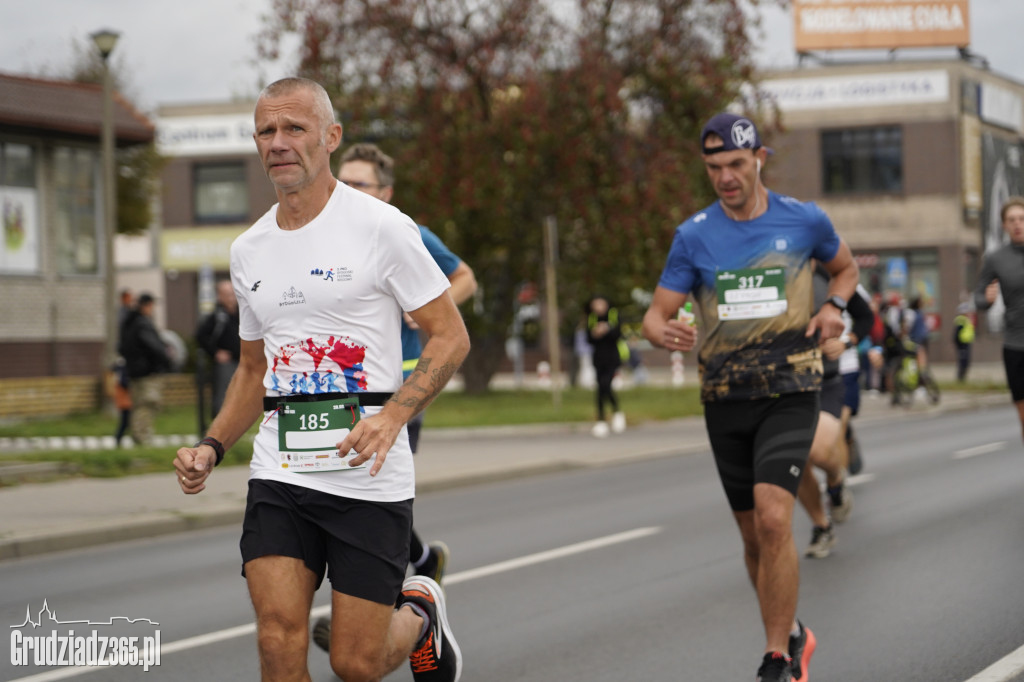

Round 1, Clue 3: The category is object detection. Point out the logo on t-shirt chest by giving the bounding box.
[311,266,354,283]
[280,286,306,307]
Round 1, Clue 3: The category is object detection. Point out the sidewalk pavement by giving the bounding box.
[0,367,1011,561]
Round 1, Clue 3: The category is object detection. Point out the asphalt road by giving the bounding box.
[2,404,1023,681]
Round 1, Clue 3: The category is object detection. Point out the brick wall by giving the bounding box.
[0,374,198,420]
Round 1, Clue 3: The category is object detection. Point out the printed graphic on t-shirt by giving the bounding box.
[657,192,839,402]
[268,334,368,395]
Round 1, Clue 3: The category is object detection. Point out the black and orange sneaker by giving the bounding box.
[756,651,793,681]
[401,575,462,682]
[789,620,817,681]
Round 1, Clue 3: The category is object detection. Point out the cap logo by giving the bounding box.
[731,120,758,149]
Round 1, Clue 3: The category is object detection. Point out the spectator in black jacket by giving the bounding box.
[196,280,240,417]
[119,293,171,445]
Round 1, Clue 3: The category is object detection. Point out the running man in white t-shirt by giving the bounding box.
[173,77,469,682]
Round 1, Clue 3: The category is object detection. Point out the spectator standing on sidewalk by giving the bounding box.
[196,279,241,418]
[975,196,1024,443]
[108,357,133,447]
[118,293,171,446]
[952,303,975,383]
[117,289,133,329]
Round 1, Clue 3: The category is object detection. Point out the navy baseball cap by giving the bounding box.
[700,112,772,155]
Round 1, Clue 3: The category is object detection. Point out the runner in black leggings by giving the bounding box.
[586,296,626,438]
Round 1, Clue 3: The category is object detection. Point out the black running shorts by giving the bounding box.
[819,375,845,419]
[240,479,412,604]
[703,391,820,512]
[841,371,861,415]
[1004,347,1024,402]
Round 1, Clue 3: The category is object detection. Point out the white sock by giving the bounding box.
[412,545,430,568]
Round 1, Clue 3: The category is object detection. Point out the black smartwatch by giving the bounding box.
[824,295,847,312]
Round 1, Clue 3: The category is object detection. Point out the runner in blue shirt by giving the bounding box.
[643,112,859,682]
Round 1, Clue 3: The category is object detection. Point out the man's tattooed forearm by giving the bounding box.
[389,357,459,414]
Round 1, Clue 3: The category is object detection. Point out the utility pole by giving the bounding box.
[91,28,120,371]
[543,215,562,409]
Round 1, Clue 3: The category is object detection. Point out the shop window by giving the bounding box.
[0,141,40,274]
[2,143,35,187]
[53,146,100,275]
[194,162,248,223]
[822,127,902,195]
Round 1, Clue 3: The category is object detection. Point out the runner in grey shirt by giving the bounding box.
[975,196,1024,443]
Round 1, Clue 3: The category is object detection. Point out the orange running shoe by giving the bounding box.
[789,620,817,681]
[401,575,462,682]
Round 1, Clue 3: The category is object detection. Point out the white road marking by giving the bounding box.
[8,526,662,681]
[445,525,661,585]
[845,473,875,486]
[963,642,1024,682]
[953,442,1007,460]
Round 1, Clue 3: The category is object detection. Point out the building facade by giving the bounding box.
[760,58,1023,363]
[0,73,154,378]
[155,100,276,339]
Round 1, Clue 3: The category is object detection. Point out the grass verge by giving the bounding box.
[0,385,703,479]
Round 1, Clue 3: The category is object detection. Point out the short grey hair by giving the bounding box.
[257,77,337,131]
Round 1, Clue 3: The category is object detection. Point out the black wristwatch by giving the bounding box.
[824,295,847,312]
[195,436,225,466]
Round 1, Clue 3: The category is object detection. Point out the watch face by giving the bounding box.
[830,296,847,311]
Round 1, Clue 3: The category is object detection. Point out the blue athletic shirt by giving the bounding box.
[657,191,841,402]
[402,225,461,377]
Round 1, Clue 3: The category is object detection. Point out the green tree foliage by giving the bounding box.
[258,0,774,392]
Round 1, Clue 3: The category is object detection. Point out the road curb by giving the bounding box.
[0,507,245,561]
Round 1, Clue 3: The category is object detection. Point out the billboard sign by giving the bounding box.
[157,114,256,157]
[793,0,970,51]
[760,70,948,111]
[161,226,246,270]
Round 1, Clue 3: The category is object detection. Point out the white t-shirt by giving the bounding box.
[230,180,450,501]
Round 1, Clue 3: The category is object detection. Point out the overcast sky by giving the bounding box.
[0,1,1021,113]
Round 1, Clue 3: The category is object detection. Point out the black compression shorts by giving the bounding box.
[240,479,412,604]
[1004,347,1024,402]
[703,391,820,512]
[820,375,845,419]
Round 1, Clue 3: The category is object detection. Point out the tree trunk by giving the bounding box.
[459,334,506,394]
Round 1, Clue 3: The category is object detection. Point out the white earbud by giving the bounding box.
[756,158,761,174]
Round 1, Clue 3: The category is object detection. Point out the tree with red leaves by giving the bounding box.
[258,0,776,392]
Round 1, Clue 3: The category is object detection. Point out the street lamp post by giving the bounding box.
[91,29,120,371]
